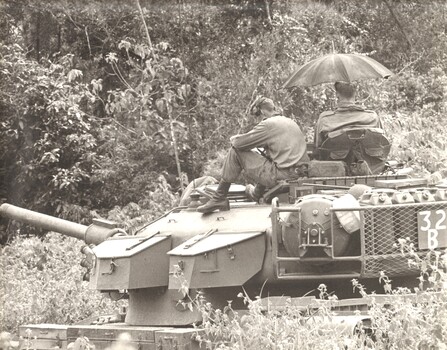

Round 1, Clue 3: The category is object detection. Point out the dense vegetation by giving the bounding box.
[1,0,446,227]
[192,244,447,349]
[1,0,447,347]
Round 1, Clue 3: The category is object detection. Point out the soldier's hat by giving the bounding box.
[250,96,275,116]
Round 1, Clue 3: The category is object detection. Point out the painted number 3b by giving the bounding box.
[417,209,447,250]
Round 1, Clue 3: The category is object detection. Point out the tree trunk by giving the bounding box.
[382,0,412,50]
[35,11,40,61]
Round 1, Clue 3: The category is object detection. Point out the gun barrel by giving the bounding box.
[0,203,88,241]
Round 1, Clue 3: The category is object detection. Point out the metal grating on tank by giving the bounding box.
[363,254,419,277]
[362,201,447,276]
[363,207,397,256]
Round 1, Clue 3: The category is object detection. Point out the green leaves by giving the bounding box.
[1,0,447,226]
[39,148,60,165]
[67,69,83,82]
[118,40,131,51]
[0,42,101,212]
[93,35,196,201]
[105,52,118,64]
[0,233,126,332]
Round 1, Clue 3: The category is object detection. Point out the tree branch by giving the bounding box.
[135,0,156,61]
[84,112,138,135]
[134,0,184,191]
[382,0,412,50]
[396,52,424,75]
[264,0,272,26]
[85,26,92,57]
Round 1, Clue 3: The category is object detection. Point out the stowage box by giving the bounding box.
[19,324,202,350]
[19,324,68,350]
[91,235,171,290]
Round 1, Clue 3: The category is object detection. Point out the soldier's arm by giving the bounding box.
[313,113,329,150]
[230,120,270,150]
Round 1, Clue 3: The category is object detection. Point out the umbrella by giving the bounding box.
[283,53,393,88]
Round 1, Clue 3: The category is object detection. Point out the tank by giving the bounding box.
[2,167,447,328]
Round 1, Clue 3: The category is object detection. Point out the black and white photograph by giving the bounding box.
[1,1,446,349]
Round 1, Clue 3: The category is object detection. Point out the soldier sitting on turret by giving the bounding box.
[314,82,382,150]
[314,82,387,175]
[197,96,309,214]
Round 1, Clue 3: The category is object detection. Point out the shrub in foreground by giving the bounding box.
[0,233,125,333]
[189,244,447,350]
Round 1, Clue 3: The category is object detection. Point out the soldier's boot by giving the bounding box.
[245,183,266,203]
[197,181,231,213]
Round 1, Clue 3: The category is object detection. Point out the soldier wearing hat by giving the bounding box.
[197,96,309,213]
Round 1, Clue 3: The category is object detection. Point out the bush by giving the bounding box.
[0,233,125,333]
[0,175,177,333]
[0,43,101,214]
[190,244,447,350]
[2,0,447,219]
[1,1,447,342]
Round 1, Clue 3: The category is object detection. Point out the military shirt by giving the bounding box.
[230,115,308,169]
[315,103,381,148]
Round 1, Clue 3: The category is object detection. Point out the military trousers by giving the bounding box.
[221,148,305,188]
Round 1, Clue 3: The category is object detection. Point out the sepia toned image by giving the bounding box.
[1,1,446,349]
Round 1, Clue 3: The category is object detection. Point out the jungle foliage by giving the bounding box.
[191,241,447,349]
[0,0,447,341]
[1,0,446,230]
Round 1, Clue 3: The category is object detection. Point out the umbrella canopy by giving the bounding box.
[283,53,393,88]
